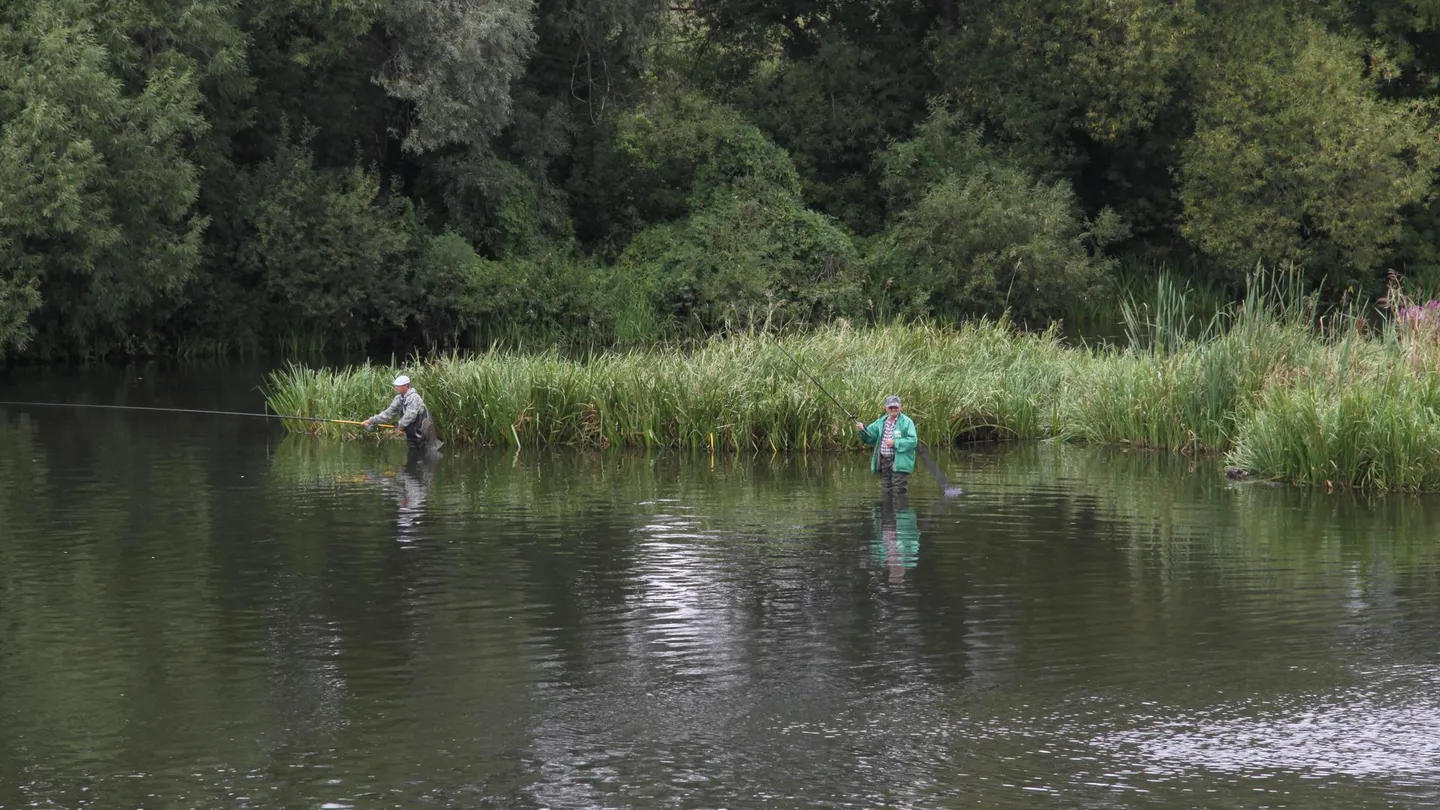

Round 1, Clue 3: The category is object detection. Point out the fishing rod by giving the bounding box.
[773,341,857,421]
[772,342,962,497]
[0,401,395,429]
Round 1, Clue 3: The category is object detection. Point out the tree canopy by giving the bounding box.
[2,0,1439,359]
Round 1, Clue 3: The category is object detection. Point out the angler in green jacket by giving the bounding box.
[854,395,918,495]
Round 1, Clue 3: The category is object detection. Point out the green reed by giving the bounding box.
[264,295,1440,490]
[1227,334,1440,491]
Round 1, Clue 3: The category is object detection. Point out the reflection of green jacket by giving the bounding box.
[870,504,919,568]
[857,413,918,473]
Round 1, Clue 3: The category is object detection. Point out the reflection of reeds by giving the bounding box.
[264,276,1440,490]
[264,439,1440,576]
[266,436,871,526]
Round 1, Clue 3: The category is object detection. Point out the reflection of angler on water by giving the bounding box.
[355,372,443,540]
[872,496,920,582]
[867,495,959,582]
[363,456,435,540]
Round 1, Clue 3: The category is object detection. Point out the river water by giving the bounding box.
[4,369,1440,808]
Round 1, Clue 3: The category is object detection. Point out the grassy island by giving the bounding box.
[266,284,1440,492]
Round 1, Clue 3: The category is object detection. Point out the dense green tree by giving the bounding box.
[0,0,217,356]
[934,0,1199,167]
[1177,13,1439,285]
[672,0,940,232]
[6,0,1440,360]
[234,137,421,339]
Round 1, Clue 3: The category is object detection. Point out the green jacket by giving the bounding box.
[858,412,918,474]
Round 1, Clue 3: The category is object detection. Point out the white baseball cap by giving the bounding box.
[393,375,411,387]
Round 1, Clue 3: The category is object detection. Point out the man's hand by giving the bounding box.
[362,420,374,431]
[885,438,895,448]
[854,421,866,431]
[392,427,405,438]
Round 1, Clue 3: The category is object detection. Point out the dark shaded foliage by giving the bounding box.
[2,0,1438,360]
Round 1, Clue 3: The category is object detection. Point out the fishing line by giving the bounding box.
[0,401,391,428]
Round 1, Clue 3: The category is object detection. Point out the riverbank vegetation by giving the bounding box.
[265,277,1440,490]
[7,1,1440,361]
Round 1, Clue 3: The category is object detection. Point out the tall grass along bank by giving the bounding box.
[265,309,1440,491]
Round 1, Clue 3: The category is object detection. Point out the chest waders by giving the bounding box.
[404,408,431,448]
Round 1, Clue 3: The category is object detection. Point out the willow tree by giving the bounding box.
[379,0,537,153]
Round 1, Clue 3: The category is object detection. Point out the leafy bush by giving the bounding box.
[617,183,861,334]
[868,109,1124,324]
[593,93,807,234]
[411,233,513,343]
[425,141,574,259]
[598,93,864,334]
[0,257,39,356]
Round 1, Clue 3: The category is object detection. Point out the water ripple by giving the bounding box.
[3,415,1440,808]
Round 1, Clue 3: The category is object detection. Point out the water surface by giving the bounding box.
[3,370,1440,808]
